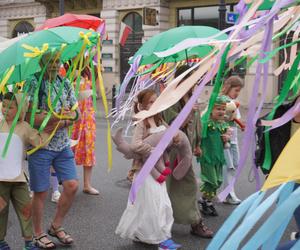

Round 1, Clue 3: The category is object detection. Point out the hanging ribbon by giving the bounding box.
[96,38,113,170]
[0,65,15,94]
[79,31,92,46]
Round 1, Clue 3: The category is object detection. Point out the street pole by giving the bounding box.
[218,0,227,30]
[59,0,65,16]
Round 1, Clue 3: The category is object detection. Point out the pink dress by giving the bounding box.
[71,77,96,167]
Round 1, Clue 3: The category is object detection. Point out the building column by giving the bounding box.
[100,9,120,94]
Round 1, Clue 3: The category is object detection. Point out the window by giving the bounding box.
[177,5,235,28]
[12,21,34,38]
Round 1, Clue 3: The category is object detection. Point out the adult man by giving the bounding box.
[26,53,80,249]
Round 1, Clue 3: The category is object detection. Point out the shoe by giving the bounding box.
[199,199,218,216]
[191,221,214,238]
[158,239,181,249]
[83,188,99,195]
[51,190,61,203]
[23,241,39,250]
[0,240,10,250]
[290,232,300,240]
[223,195,241,205]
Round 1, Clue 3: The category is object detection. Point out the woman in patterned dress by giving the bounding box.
[72,67,99,195]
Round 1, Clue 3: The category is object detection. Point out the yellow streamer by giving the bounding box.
[0,65,15,94]
[27,121,61,155]
[96,38,113,171]
[79,31,92,46]
[22,43,49,58]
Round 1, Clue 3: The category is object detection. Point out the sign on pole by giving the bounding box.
[226,12,239,24]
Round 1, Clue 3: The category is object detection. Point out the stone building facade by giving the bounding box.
[0,0,279,105]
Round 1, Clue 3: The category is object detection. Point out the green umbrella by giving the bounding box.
[0,26,99,84]
[129,25,227,66]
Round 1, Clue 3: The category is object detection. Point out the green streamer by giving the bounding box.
[89,57,97,111]
[201,44,231,138]
[262,52,300,172]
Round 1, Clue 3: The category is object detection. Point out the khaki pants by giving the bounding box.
[0,182,32,239]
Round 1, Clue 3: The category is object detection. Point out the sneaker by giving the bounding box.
[190,221,214,238]
[199,199,218,216]
[0,240,10,250]
[51,190,61,203]
[158,239,181,249]
[290,232,300,240]
[23,241,39,250]
[223,195,241,205]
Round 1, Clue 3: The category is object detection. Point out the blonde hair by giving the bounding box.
[222,76,244,95]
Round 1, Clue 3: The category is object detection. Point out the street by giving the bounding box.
[6,116,296,250]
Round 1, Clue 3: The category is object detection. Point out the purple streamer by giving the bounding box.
[129,60,220,202]
[115,55,142,111]
[218,15,274,201]
[262,102,300,130]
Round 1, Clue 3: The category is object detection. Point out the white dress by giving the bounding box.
[115,173,174,244]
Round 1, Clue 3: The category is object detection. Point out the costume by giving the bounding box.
[199,119,228,199]
[71,76,96,166]
[163,102,202,225]
[0,118,47,240]
[115,120,174,244]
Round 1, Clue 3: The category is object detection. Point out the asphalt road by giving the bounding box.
[5,117,296,250]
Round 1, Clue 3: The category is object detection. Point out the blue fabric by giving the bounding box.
[262,182,295,250]
[221,184,285,250]
[206,191,260,250]
[242,184,300,250]
[28,147,77,192]
[293,183,300,231]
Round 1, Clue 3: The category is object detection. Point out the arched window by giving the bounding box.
[12,21,34,38]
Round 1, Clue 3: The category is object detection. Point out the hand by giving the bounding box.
[44,121,63,133]
[193,146,202,157]
[172,132,181,145]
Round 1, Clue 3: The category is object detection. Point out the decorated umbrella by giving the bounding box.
[35,13,104,31]
[129,25,228,66]
[0,26,99,85]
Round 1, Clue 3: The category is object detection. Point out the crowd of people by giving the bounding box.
[0,55,299,250]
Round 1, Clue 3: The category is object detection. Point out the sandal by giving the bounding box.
[34,233,56,249]
[48,224,74,245]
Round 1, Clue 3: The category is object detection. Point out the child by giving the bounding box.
[198,95,230,216]
[0,92,48,250]
[115,89,181,249]
[221,76,244,205]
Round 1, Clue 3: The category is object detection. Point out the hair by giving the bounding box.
[3,92,17,104]
[222,75,244,95]
[133,89,162,128]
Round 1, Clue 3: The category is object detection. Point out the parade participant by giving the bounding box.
[0,92,48,250]
[198,95,230,216]
[221,75,244,205]
[26,53,80,249]
[163,65,214,238]
[115,89,181,249]
[71,66,98,195]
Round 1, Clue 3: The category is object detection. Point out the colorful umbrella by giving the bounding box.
[129,25,227,66]
[0,26,99,84]
[35,13,104,31]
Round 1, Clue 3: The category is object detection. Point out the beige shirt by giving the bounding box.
[0,119,48,182]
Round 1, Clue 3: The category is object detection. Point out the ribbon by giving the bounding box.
[0,65,15,94]
[96,38,113,170]
[22,43,49,58]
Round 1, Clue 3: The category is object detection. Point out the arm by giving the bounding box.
[130,122,152,155]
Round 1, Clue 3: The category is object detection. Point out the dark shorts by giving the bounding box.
[28,146,77,192]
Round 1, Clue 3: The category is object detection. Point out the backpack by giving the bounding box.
[254,102,294,175]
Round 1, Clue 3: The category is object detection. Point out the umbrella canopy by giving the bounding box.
[130,25,227,66]
[0,34,27,53]
[35,13,104,31]
[0,26,99,84]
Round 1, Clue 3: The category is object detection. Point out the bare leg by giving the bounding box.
[32,191,47,236]
[83,166,99,195]
[52,179,78,229]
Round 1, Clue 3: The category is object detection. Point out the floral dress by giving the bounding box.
[71,77,96,167]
